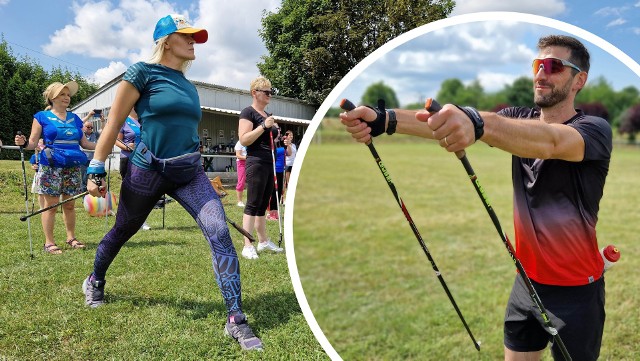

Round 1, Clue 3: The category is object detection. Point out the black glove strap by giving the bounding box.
[364,104,387,137]
[455,105,484,141]
[87,173,106,187]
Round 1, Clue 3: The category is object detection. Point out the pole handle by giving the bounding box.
[424,98,466,159]
[339,98,374,146]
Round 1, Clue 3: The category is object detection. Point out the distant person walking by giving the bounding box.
[235,140,247,207]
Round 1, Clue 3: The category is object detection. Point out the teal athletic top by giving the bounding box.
[125,62,201,169]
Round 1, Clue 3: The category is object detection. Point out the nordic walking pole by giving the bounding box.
[17,131,34,259]
[340,99,481,351]
[269,127,284,248]
[425,98,571,361]
[226,216,257,243]
[21,191,89,221]
[104,153,112,232]
[162,194,166,229]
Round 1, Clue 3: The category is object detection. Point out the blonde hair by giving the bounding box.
[250,76,272,92]
[148,36,192,73]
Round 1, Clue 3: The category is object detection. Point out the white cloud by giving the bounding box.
[452,0,566,17]
[477,71,520,92]
[187,0,280,89]
[0,0,10,6]
[344,22,540,106]
[606,18,627,27]
[42,0,280,87]
[92,61,128,85]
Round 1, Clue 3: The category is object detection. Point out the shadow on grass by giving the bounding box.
[122,239,189,248]
[105,289,301,332]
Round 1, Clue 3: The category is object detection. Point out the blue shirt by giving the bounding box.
[119,117,141,158]
[125,62,202,169]
[275,147,285,173]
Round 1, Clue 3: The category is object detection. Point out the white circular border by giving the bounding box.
[284,11,640,360]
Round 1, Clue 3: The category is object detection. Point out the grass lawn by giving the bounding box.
[0,161,327,361]
[293,119,640,360]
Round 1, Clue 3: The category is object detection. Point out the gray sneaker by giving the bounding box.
[82,275,106,308]
[224,313,263,351]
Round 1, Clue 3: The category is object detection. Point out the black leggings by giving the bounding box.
[244,159,273,216]
[119,157,129,178]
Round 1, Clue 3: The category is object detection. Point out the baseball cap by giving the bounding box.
[153,14,208,44]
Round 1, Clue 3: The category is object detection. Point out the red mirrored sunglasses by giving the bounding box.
[532,57,581,75]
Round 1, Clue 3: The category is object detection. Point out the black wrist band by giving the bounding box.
[386,109,397,135]
[454,105,484,141]
[260,122,267,130]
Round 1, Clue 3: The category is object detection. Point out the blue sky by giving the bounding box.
[1,0,640,104]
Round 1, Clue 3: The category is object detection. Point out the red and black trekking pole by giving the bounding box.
[340,98,481,351]
[424,98,571,361]
[269,126,284,248]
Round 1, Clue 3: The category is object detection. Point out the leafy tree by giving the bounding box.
[436,78,485,109]
[0,38,99,159]
[619,104,640,143]
[503,76,534,108]
[258,0,455,105]
[435,78,465,105]
[578,102,609,122]
[361,81,399,108]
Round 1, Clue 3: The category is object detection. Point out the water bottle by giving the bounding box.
[600,245,620,271]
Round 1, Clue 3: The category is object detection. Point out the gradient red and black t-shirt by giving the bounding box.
[498,107,612,286]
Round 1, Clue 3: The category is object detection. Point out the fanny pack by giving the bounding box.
[43,147,88,168]
[137,142,201,185]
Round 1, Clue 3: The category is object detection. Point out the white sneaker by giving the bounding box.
[237,201,245,207]
[141,222,151,231]
[241,245,259,259]
[257,239,283,253]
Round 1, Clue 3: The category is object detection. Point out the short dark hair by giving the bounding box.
[537,35,590,73]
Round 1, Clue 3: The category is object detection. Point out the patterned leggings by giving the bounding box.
[91,163,242,315]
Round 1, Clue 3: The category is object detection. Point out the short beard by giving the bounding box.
[534,78,573,108]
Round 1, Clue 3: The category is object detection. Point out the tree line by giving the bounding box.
[329,77,640,142]
[0,38,99,160]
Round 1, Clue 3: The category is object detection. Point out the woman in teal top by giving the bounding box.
[83,14,262,351]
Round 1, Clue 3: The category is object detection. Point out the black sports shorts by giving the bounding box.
[504,274,605,361]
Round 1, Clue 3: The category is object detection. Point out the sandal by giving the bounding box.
[44,244,63,255]
[66,238,86,249]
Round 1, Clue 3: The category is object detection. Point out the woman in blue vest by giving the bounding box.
[83,14,262,351]
[14,81,96,254]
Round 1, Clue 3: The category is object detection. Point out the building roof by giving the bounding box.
[201,106,311,125]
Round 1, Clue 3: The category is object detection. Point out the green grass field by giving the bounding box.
[293,120,640,360]
[0,161,327,361]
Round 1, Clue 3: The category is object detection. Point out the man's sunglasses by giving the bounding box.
[532,57,581,75]
[256,89,274,96]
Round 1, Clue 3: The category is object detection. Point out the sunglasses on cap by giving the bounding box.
[532,57,581,75]
[256,89,274,96]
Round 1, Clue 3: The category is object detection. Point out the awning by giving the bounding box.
[201,106,311,125]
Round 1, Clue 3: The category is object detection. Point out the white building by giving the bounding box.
[72,74,315,175]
